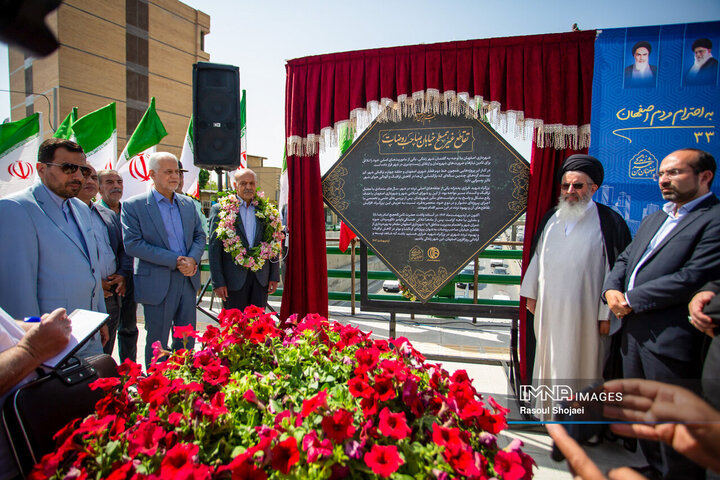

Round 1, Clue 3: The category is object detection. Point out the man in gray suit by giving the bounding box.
[77,164,131,355]
[0,138,106,356]
[121,152,206,367]
[208,169,279,311]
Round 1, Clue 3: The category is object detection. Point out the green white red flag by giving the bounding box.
[0,113,41,197]
[71,103,117,170]
[116,98,168,198]
[179,117,200,197]
[53,108,77,139]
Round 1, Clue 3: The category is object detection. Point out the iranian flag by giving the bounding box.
[53,108,77,139]
[240,89,247,168]
[72,103,117,170]
[0,113,41,197]
[116,98,168,198]
[179,117,201,197]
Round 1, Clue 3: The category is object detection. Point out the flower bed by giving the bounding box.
[32,307,535,479]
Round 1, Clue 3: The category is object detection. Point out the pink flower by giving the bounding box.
[302,430,332,463]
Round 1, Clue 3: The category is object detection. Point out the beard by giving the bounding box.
[557,190,593,221]
[690,54,712,74]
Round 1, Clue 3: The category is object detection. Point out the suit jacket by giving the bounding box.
[684,57,718,86]
[92,202,132,278]
[208,202,280,291]
[603,194,720,361]
[121,190,206,306]
[0,182,105,317]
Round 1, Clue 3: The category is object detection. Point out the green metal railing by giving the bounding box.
[201,242,522,307]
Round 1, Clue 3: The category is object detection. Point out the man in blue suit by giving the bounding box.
[121,152,206,367]
[0,138,106,356]
[604,148,720,480]
[208,169,279,312]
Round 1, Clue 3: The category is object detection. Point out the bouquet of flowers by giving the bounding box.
[31,307,535,479]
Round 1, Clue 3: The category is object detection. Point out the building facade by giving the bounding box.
[8,0,210,158]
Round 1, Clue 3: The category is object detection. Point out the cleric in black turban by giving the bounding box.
[559,154,604,186]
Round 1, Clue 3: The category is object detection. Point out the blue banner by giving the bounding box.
[590,22,720,234]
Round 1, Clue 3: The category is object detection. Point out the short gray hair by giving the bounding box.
[97,169,120,181]
[148,152,178,172]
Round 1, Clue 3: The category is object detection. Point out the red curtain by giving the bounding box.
[282,31,596,331]
[279,153,329,320]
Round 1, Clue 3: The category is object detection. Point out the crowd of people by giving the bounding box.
[0,139,718,479]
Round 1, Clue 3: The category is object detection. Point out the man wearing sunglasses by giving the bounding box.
[604,148,720,480]
[521,155,631,420]
[0,138,107,357]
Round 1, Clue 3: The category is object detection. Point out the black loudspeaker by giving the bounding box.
[192,62,241,170]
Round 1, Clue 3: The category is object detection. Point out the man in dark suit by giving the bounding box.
[208,169,279,311]
[121,152,206,368]
[604,148,720,479]
[77,164,132,355]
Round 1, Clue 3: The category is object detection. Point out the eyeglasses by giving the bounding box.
[560,182,589,191]
[652,168,694,181]
[44,162,92,177]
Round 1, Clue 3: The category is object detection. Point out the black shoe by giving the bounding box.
[630,465,662,480]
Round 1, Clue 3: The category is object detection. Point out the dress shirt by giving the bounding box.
[152,189,185,256]
[41,184,88,256]
[627,191,714,297]
[88,204,117,279]
[238,200,256,248]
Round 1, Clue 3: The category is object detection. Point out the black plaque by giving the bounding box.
[322,112,528,303]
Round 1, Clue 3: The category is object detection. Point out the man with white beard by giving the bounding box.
[624,41,657,88]
[520,155,631,420]
[685,38,718,86]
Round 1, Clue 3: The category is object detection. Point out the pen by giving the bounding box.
[23,316,41,323]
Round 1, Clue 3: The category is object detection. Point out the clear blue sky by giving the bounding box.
[2,0,719,167]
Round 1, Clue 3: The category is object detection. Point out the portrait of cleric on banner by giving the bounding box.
[592,21,720,234]
[322,111,528,303]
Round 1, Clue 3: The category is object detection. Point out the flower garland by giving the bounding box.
[215,191,283,272]
[398,281,417,302]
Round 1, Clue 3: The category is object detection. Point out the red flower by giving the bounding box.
[243,305,266,318]
[301,389,328,417]
[202,363,230,385]
[218,452,267,480]
[373,374,397,401]
[432,424,465,455]
[159,442,205,478]
[494,450,527,480]
[321,408,357,444]
[378,407,411,440]
[89,377,121,391]
[127,421,165,457]
[173,324,197,340]
[443,445,481,478]
[194,391,228,421]
[354,347,379,374]
[364,444,404,478]
[137,373,170,405]
[348,374,375,399]
[271,437,299,474]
